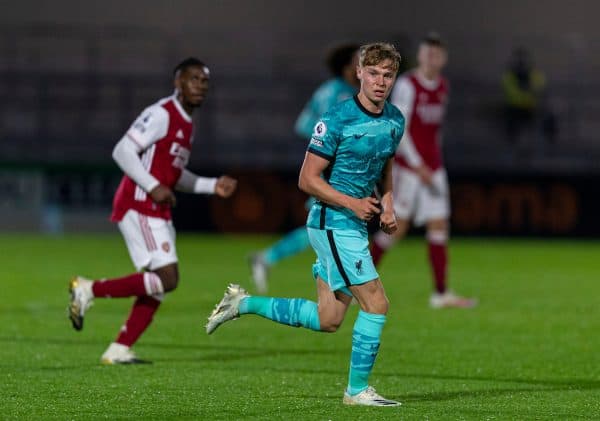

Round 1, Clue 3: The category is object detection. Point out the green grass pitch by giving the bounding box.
[1,233,599,419]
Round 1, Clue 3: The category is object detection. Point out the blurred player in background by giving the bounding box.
[249,43,359,293]
[207,43,404,406]
[68,58,237,364]
[370,33,477,309]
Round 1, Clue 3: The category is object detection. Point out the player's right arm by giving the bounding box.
[112,105,176,205]
[298,118,380,221]
[298,153,380,221]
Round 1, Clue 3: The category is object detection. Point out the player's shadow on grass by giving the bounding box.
[264,366,600,402]
[149,343,344,364]
[0,335,343,366]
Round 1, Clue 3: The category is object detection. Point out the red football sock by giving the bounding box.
[428,241,448,294]
[115,296,161,347]
[92,272,163,298]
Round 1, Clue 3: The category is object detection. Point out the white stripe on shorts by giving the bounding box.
[138,213,157,251]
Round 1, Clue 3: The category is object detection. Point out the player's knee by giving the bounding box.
[162,276,179,292]
[154,265,179,292]
[426,227,448,245]
[361,295,389,315]
[318,312,344,333]
[320,320,342,333]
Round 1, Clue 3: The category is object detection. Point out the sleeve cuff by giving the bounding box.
[144,178,161,193]
[307,148,334,161]
[194,177,218,194]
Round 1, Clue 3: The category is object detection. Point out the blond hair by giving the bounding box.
[358,42,401,72]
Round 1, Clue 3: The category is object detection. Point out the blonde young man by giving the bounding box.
[206,43,405,407]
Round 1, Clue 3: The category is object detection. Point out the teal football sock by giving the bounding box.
[347,310,386,395]
[239,296,320,331]
[263,226,310,266]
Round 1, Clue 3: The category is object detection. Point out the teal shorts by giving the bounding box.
[307,227,379,296]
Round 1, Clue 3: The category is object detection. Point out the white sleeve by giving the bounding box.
[391,77,414,121]
[124,105,169,150]
[175,169,217,194]
[111,104,169,193]
[112,136,161,193]
[391,77,423,167]
[397,131,423,167]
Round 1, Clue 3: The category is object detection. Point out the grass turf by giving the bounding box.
[1,233,599,420]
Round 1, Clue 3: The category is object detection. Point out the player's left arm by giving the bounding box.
[175,169,237,198]
[378,157,398,234]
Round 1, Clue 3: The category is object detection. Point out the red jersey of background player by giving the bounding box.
[391,71,449,171]
[111,95,193,222]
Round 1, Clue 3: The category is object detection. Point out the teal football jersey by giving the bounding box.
[295,78,358,139]
[306,96,405,232]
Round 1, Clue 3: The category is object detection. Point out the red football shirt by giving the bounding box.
[111,96,194,221]
[391,72,449,171]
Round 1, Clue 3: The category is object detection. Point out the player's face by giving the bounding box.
[357,59,397,105]
[176,65,210,110]
[417,44,447,77]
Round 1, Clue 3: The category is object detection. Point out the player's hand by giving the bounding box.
[379,211,398,234]
[150,184,176,206]
[378,191,397,233]
[415,164,434,185]
[215,175,237,198]
[350,197,381,221]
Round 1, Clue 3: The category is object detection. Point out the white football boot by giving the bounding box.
[343,386,401,407]
[430,291,478,309]
[205,284,249,334]
[249,253,269,294]
[101,342,149,365]
[68,276,94,331]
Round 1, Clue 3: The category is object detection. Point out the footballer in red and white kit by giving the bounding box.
[370,33,477,309]
[68,58,237,364]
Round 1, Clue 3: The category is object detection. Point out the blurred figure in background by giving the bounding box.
[370,33,477,308]
[68,58,237,364]
[249,43,360,293]
[502,47,556,149]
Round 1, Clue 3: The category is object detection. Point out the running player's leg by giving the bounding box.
[109,263,177,353]
[422,170,476,308]
[345,279,389,398]
[207,227,352,334]
[232,275,351,332]
[104,214,179,361]
[325,230,399,406]
[70,210,178,363]
[207,260,352,334]
[426,217,449,295]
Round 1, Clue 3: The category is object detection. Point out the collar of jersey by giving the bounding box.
[353,95,384,118]
[172,94,193,123]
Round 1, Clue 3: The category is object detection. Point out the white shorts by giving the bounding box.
[117,209,178,271]
[392,165,450,226]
